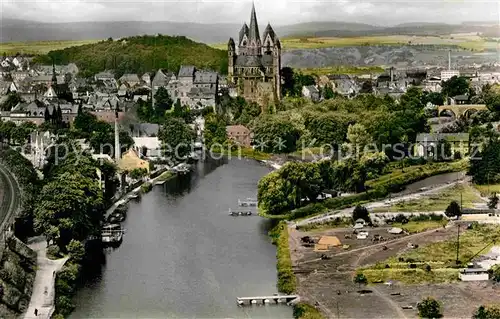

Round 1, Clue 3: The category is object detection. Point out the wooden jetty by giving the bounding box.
[237,295,299,306]
[238,198,258,207]
[228,209,252,216]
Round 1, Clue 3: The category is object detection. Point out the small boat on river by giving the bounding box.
[102,224,124,244]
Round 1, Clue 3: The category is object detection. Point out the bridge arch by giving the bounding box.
[437,104,487,119]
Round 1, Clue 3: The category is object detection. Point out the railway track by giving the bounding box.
[0,162,22,233]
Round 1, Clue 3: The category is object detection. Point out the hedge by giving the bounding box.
[269,221,296,294]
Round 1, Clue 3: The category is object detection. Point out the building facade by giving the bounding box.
[227,3,281,105]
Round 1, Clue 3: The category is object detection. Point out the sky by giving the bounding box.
[1,0,499,26]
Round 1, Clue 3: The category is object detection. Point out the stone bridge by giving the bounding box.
[438,104,488,118]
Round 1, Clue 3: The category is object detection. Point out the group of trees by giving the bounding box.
[34,149,115,251]
[232,87,430,158]
[415,297,500,319]
[73,111,134,155]
[258,152,388,215]
[0,120,37,145]
[469,139,500,185]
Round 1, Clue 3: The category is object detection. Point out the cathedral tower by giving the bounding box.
[227,3,281,105]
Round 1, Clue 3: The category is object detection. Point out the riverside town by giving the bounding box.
[0,1,500,318]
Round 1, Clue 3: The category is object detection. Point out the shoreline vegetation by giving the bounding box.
[259,160,468,221]
[270,221,325,319]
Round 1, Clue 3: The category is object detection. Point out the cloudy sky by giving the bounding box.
[1,0,499,25]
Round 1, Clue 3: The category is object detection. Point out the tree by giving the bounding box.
[204,113,228,149]
[488,193,499,209]
[433,139,452,162]
[491,265,500,283]
[359,81,373,94]
[154,87,173,117]
[158,117,195,161]
[469,140,500,185]
[444,201,461,219]
[323,84,335,100]
[442,76,470,97]
[252,115,301,154]
[0,121,16,143]
[417,297,442,318]
[34,170,103,250]
[473,305,500,319]
[129,168,148,180]
[352,205,370,223]
[353,273,367,287]
[424,92,444,106]
[66,239,85,262]
[347,123,372,157]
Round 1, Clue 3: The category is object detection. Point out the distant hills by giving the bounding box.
[33,35,228,77]
[1,18,498,44]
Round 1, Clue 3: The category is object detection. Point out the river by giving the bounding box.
[71,158,293,319]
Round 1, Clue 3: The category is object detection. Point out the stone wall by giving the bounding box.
[0,235,36,319]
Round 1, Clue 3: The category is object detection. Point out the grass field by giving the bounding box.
[474,184,500,197]
[0,40,100,55]
[211,35,498,51]
[374,184,483,213]
[392,220,448,234]
[360,224,500,284]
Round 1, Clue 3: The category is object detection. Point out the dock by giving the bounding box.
[238,199,258,207]
[237,295,299,305]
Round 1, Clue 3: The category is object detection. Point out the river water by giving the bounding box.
[71,158,293,319]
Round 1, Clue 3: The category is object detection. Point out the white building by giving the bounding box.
[459,267,489,281]
[440,70,460,82]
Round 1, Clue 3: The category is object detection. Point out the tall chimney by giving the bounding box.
[448,50,451,70]
[114,108,121,162]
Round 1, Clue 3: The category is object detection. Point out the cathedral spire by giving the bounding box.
[51,61,57,86]
[248,2,260,43]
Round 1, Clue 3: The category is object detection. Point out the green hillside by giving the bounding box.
[34,35,228,77]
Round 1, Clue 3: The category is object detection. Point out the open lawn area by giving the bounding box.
[374,184,483,213]
[0,40,100,55]
[359,224,500,284]
[211,35,498,51]
[474,184,500,197]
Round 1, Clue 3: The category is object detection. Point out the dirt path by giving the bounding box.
[372,285,409,319]
[24,237,69,319]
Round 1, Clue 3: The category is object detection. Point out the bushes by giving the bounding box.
[54,261,81,317]
[141,182,153,194]
[293,302,324,319]
[270,221,296,294]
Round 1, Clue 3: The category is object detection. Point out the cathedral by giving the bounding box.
[227,3,282,105]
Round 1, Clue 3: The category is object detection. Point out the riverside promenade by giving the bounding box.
[24,237,69,319]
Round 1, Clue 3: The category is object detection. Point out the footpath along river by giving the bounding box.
[71,158,293,318]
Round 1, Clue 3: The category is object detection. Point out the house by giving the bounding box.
[415,133,470,158]
[118,149,150,172]
[441,70,460,82]
[119,74,141,87]
[130,123,159,137]
[133,137,161,158]
[302,85,320,101]
[459,267,489,281]
[94,71,115,82]
[451,94,470,105]
[151,69,173,89]
[226,125,251,147]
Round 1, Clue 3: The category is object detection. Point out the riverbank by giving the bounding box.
[270,221,325,319]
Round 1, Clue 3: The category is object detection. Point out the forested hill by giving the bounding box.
[34,35,228,77]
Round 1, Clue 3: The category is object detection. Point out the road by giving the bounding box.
[0,162,22,232]
[24,237,69,319]
[295,176,471,227]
